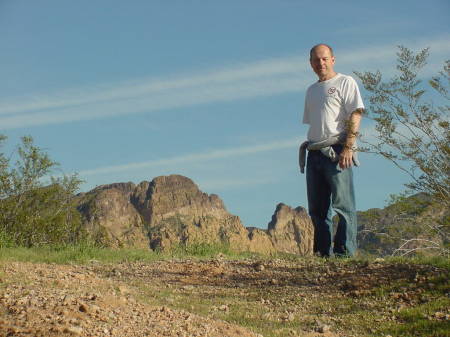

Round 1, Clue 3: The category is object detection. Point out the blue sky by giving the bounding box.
[1,1,449,228]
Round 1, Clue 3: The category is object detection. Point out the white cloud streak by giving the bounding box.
[0,75,309,129]
[78,137,300,177]
[0,57,307,117]
[199,177,278,191]
[1,35,449,130]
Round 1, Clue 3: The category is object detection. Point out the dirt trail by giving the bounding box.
[0,258,447,337]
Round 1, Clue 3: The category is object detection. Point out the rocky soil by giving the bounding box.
[0,261,262,337]
[1,257,449,337]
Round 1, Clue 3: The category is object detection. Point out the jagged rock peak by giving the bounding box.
[266,203,313,255]
[75,174,314,255]
[91,182,136,195]
[267,203,308,231]
[150,174,197,191]
[146,174,226,212]
[75,181,148,249]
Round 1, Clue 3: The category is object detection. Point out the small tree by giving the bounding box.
[0,135,85,247]
[354,46,449,206]
[354,47,449,256]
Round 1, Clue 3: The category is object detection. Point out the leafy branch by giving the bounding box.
[354,46,449,206]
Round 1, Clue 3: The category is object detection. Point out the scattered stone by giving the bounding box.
[60,309,69,316]
[78,303,88,313]
[89,293,99,301]
[219,305,230,312]
[118,285,130,294]
[111,268,122,277]
[1,253,447,337]
[216,253,226,260]
[90,304,101,313]
[433,311,448,320]
[63,326,83,335]
[282,313,295,322]
[317,324,331,333]
[254,263,265,272]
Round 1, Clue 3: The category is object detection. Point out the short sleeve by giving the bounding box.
[303,98,310,124]
[342,76,364,116]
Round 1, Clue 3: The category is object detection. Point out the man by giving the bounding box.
[301,44,364,257]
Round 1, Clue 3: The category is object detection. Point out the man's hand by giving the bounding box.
[339,147,353,169]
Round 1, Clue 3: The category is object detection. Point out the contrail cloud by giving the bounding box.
[78,137,300,177]
[1,35,449,130]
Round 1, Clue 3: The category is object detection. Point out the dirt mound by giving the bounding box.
[0,262,260,337]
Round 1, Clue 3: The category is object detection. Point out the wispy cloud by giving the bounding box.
[78,137,300,177]
[0,75,309,129]
[199,177,278,191]
[0,56,310,129]
[1,35,449,130]
[0,57,308,117]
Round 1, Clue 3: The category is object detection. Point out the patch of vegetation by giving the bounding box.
[0,244,159,264]
[0,242,258,265]
[355,46,450,257]
[355,47,449,206]
[389,298,450,337]
[358,193,449,257]
[374,285,450,336]
[388,254,450,270]
[365,266,450,337]
[124,254,449,337]
[0,135,85,248]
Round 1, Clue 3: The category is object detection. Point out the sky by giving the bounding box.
[1,0,449,228]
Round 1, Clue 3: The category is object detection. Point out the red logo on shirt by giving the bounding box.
[328,87,336,94]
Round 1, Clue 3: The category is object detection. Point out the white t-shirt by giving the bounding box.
[303,73,364,142]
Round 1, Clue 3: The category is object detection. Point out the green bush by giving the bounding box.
[358,193,449,257]
[355,47,449,257]
[0,135,85,247]
[355,47,449,206]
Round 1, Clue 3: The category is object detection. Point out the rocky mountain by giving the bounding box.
[357,193,449,256]
[75,175,314,255]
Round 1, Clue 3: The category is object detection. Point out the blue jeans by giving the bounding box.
[306,146,357,257]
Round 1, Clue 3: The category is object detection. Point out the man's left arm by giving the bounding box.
[339,108,363,169]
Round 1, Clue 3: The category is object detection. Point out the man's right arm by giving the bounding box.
[339,108,363,169]
[344,108,363,148]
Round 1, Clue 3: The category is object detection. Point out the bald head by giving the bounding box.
[309,43,336,81]
[310,44,334,60]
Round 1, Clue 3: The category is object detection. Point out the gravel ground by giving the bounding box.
[0,261,262,337]
[1,257,448,337]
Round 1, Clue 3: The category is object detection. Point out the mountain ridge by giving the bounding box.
[75,174,314,255]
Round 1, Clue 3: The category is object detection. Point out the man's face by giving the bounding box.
[310,45,335,80]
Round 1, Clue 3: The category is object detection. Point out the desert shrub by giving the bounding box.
[355,47,449,256]
[355,46,449,206]
[0,135,85,247]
